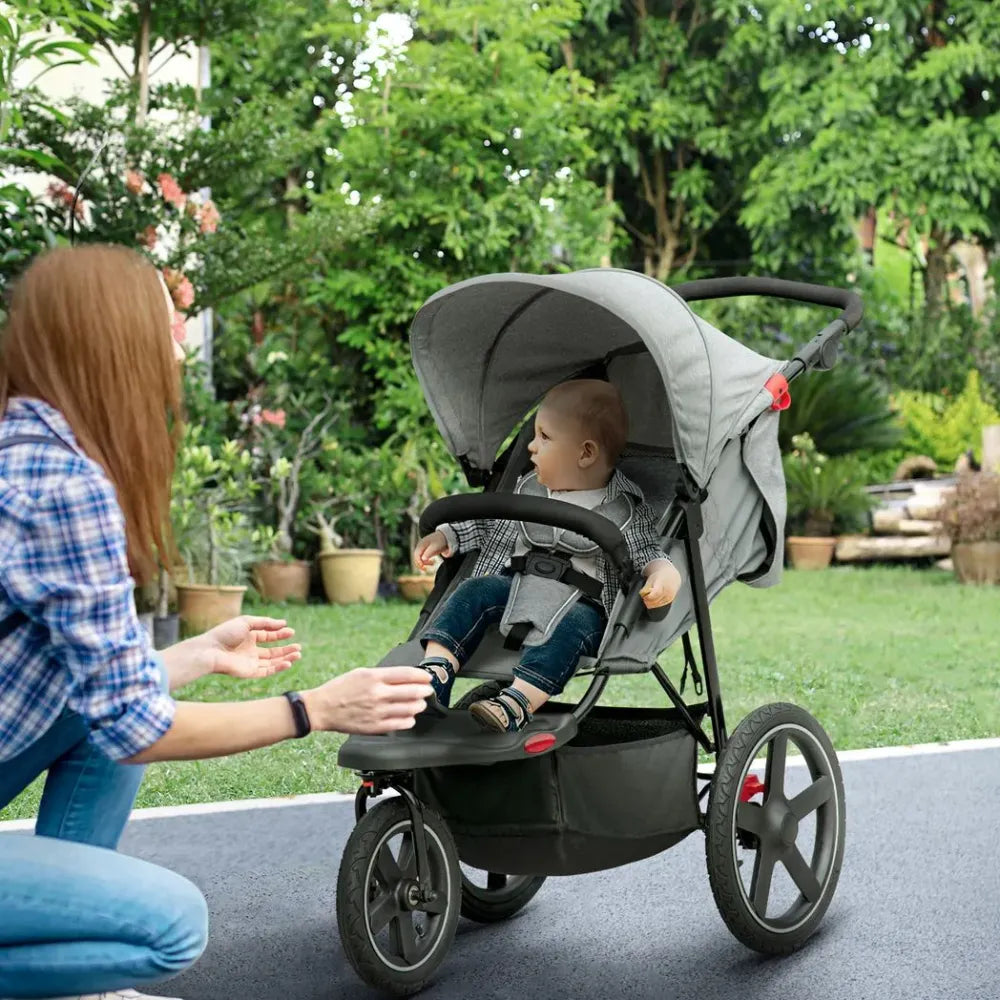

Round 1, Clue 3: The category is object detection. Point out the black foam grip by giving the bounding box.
[419,493,636,587]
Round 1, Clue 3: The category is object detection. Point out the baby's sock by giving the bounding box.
[419,655,456,707]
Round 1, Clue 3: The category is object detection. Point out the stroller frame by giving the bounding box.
[336,276,861,996]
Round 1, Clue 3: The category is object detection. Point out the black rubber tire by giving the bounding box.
[705,702,846,955]
[451,681,547,922]
[459,869,546,923]
[337,798,461,996]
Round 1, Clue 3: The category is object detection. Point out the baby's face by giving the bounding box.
[527,405,595,490]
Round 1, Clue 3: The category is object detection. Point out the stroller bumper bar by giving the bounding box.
[419,493,637,591]
[672,276,864,380]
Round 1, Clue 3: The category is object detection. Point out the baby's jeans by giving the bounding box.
[421,573,606,696]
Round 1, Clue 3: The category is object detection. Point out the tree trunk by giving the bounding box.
[599,164,614,268]
[922,228,951,320]
[136,1,151,127]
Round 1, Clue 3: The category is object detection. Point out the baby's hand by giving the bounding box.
[414,530,451,571]
[640,562,682,609]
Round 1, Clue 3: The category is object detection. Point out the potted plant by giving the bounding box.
[172,430,261,631]
[940,471,1000,584]
[783,433,874,569]
[250,401,340,603]
[306,494,384,604]
[390,438,451,602]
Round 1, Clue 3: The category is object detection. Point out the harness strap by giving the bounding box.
[503,621,532,651]
[508,551,603,600]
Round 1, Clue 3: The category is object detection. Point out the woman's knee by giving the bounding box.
[145,869,209,974]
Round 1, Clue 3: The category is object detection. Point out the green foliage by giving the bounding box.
[783,433,875,536]
[777,365,902,456]
[171,428,262,586]
[893,370,1000,468]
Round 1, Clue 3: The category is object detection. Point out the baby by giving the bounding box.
[413,379,682,733]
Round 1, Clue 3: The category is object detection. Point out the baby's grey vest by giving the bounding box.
[500,472,635,647]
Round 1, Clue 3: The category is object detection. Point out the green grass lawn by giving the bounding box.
[3,566,997,822]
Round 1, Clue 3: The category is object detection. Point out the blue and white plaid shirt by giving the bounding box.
[440,468,669,617]
[0,397,175,763]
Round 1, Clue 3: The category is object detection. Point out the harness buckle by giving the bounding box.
[521,550,571,581]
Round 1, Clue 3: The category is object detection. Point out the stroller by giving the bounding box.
[335,269,860,995]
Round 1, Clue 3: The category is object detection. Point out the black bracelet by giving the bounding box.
[283,690,312,739]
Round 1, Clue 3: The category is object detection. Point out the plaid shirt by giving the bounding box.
[0,397,174,763]
[440,468,669,617]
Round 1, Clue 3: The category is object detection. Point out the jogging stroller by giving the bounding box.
[335,270,860,996]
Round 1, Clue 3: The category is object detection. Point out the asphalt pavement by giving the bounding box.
[92,745,1000,1000]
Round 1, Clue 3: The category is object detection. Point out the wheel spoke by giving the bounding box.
[390,915,421,964]
[397,833,416,878]
[376,844,402,885]
[487,872,507,891]
[764,733,787,799]
[418,893,448,915]
[782,846,822,903]
[750,846,777,915]
[790,774,833,820]
[368,889,399,934]
[736,801,764,835]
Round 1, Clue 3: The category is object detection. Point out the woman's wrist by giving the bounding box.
[159,635,214,692]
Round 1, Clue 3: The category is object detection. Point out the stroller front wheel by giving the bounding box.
[337,798,461,996]
[705,702,846,955]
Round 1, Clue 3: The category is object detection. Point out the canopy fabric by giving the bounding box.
[409,268,784,488]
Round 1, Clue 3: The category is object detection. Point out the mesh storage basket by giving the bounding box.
[414,704,703,876]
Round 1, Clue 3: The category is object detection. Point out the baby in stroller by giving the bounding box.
[413,379,683,732]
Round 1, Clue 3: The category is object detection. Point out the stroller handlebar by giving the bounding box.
[671,276,864,379]
[418,493,637,590]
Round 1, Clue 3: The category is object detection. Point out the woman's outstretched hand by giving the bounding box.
[202,615,303,680]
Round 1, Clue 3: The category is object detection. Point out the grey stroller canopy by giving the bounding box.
[410,268,790,670]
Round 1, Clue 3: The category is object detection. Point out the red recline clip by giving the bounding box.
[740,774,766,802]
[765,373,791,411]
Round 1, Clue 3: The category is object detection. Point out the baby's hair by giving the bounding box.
[541,379,628,465]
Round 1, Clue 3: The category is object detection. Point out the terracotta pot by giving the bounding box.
[786,536,836,570]
[253,559,311,603]
[176,584,247,633]
[317,549,383,604]
[952,541,1000,584]
[396,573,436,603]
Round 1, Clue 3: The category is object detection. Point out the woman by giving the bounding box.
[0,245,433,1000]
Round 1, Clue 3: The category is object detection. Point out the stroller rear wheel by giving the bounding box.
[460,867,546,923]
[337,798,461,996]
[705,702,845,955]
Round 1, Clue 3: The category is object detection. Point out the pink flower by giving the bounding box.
[198,199,220,234]
[137,225,157,248]
[157,173,187,210]
[260,409,286,429]
[46,181,85,220]
[161,268,195,310]
[171,310,187,344]
[125,169,145,195]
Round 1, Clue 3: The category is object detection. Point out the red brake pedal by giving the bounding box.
[740,774,766,802]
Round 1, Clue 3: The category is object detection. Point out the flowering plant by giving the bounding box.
[783,433,875,537]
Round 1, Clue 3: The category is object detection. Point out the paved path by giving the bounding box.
[97,745,1000,1000]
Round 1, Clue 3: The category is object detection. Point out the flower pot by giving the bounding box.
[396,573,436,603]
[786,536,836,570]
[176,584,247,634]
[318,549,383,604]
[952,542,1000,585]
[253,559,311,603]
[152,613,180,650]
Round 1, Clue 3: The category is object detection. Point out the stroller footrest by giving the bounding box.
[337,707,579,771]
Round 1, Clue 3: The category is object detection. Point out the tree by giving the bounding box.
[743,1,1000,315]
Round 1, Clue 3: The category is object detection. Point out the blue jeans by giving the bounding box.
[422,573,606,696]
[0,660,208,997]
